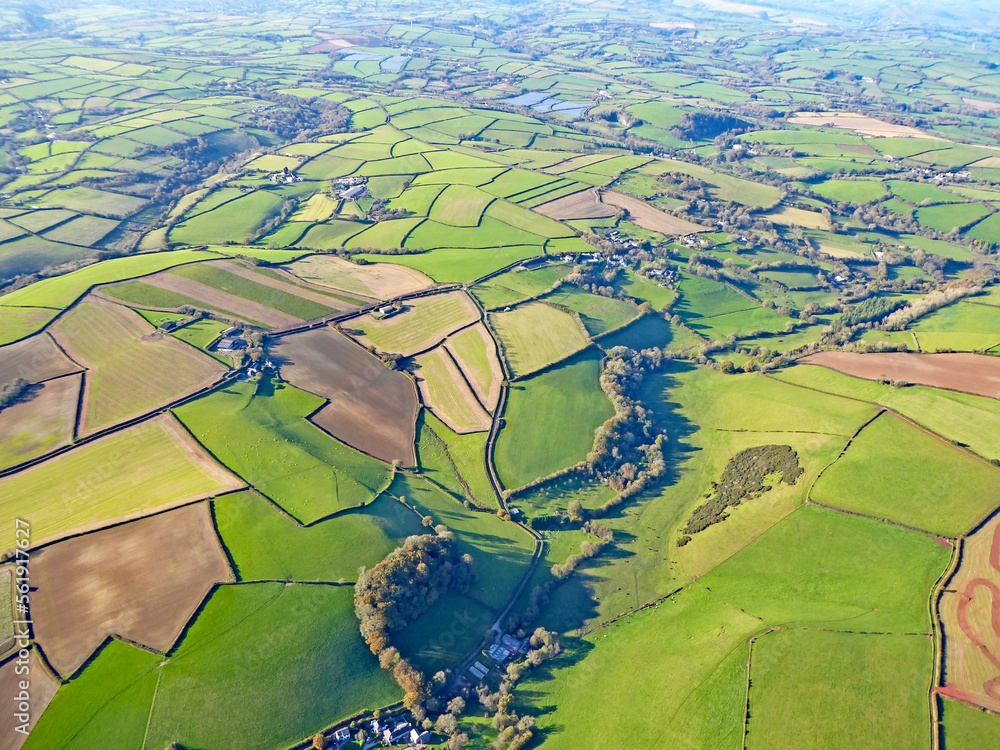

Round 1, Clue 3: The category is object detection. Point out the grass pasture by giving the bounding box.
[0,414,242,551]
[747,629,931,750]
[174,378,391,524]
[700,504,950,634]
[522,586,759,750]
[940,698,1000,749]
[810,412,1000,536]
[543,286,640,336]
[143,583,400,750]
[489,301,589,377]
[495,348,612,489]
[214,490,423,583]
[471,263,571,309]
[416,411,497,508]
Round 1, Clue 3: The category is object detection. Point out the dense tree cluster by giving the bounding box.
[679,445,802,544]
[355,529,475,708]
[588,346,668,499]
[837,295,908,329]
[671,111,750,140]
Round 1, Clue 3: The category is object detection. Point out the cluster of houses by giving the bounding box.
[268,171,305,184]
[643,266,677,284]
[370,716,431,747]
[566,251,629,268]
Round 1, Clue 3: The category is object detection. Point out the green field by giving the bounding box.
[700,504,950,633]
[388,474,534,609]
[416,411,497,508]
[214,490,424,582]
[170,191,285,245]
[495,348,613,489]
[543,286,640,336]
[747,629,931,750]
[522,586,759,749]
[490,301,590,377]
[810,412,1000,535]
[174,378,391,523]
[24,640,163,750]
[143,583,399,749]
[0,417,240,550]
[940,697,1000,750]
[169,262,338,320]
[472,264,571,309]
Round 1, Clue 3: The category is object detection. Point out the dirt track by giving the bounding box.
[803,351,1000,399]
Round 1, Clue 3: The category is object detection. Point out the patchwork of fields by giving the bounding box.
[2,2,1000,749]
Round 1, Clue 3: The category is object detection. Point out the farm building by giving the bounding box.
[216,336,248,352]
[487,643,512,662]
[340,184,366,200]
[372,304,399,320]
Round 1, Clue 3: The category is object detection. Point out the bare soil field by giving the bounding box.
[286,254,432,299]
[31,501,229,676]
[963,98,1000,112]
[0,650,57,750]
[0,372,81,469]
[803,351,1000,399]
[51,297,225,434]
[534,188,618,220]
[940,515,1000,711]
[213,260,357,310]
[787,111,941,139]
[0,333,80,384]
[269,327,418,465]
[413,347,491,433]
[141,272,301,328]
[599,191,706,235]
[544,154,617,175]
[445,323,502,410]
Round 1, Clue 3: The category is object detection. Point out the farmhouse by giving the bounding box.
[372,304,399,320]
[332,726,351,743]
[409,727,431,745]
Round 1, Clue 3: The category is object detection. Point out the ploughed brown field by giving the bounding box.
[599,190,706,235]
[30,501,230,677]
[0,372,81,469]
[285,254,433,300]
[0,651,58,750]
[533,188,618,221]
[269,327,418,465]
[803,351,1000,399]
[0,333,80,385]
[787,111,943,139]
[939,513,1000,712]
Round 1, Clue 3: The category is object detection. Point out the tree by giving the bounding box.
[435,713,458,735]
[311,732,326,749]
[449,733,470,750]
